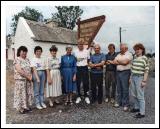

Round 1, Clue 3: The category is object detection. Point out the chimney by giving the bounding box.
[45,19,58,28]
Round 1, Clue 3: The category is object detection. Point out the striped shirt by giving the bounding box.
[131,55,149,75]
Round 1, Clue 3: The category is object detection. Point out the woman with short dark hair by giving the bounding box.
[34,46,43,54]
[46,45,62,107]
[31,46,47,110]
[13,46,33,114]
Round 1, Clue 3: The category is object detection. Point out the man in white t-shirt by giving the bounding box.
[73,40,91,104]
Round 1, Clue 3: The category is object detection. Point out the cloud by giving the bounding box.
[5,6,155,53]
[6,6,57,34]
[29,6,57,19]
[6,6,25,34]
[6,6,25,18]
[80,6,155,53]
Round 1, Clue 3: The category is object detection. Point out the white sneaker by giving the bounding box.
[36,104,43,110]
[49,100,53,107]
[105,98,109,103]
[76,97,81,104]
[85,97,90,104]
[123,106,129,111]
[114,103,119,108]
[41,103,47,108]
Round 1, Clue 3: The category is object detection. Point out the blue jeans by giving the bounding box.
[130,74,145,115]
[33,70,46,106]
[116,70,131,107]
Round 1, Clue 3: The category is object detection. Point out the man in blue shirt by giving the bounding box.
[89,44,105,104]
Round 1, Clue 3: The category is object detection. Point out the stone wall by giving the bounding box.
[6,60,14,71]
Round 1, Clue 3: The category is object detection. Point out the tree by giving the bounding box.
[11,6,43,34]
[146,53,152,58]
[52,6,83,30]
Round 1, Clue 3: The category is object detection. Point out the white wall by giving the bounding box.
[34,41,77,60]
[14,17,37,60]
[14,17,77,61]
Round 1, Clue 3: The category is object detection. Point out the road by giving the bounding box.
[6,70,155,124]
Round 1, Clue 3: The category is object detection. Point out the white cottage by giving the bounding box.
[13,17,77,60]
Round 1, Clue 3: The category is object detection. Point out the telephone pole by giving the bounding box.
[119,27,122,44]
[119,27,126,44]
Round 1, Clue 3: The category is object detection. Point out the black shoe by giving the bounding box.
[134,113,145,118]
[91,99,96,104]
[54,100,60,104]
[19,110,26,114]
[24,108,32,112]
[98,100,102,104]
[130,108,140,113]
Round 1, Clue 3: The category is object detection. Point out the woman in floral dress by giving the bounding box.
[13,46,33,114]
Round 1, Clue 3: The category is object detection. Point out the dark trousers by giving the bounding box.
[76,66,89,97]
[90,72,103,103]
[105,71,116,99]
[116,70,131,107]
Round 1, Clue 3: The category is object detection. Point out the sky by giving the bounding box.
[1,2,159,128]
[5,6,155,53]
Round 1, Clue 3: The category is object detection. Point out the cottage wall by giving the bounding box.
[14,17,36,60]
[34,41,77,60]
[14,18,77,61]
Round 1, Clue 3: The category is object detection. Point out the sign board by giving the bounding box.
[76,15,105,48]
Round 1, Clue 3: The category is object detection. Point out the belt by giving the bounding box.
[77,66,88,68]
[37,70,45,71]
[51,68,60,70]
[131,73,144,76]
[117,69,130,72]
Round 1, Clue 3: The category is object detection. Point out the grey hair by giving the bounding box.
[94,44,101,49]
[120,43,128,48]
[66,45,73,50]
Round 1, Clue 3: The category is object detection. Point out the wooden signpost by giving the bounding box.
[76,15,106,48]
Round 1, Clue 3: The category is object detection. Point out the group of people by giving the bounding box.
[13,40,149,119]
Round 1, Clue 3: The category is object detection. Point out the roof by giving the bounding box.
[25,19,77,45]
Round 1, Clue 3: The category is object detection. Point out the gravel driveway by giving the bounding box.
[6,70,155,124]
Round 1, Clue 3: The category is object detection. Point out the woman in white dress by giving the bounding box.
[46,45,62,107]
